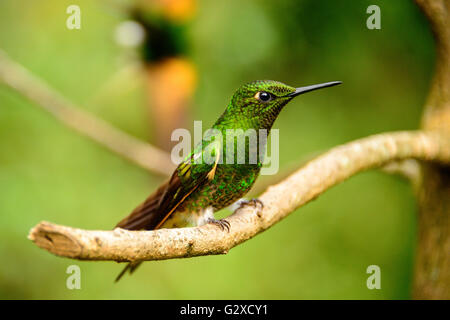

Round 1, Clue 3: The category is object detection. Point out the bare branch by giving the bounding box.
[0,49,174,176]
[415,0,450,133]
[380,159,421,189]
[413,0,450,299]
[28,131,450,262]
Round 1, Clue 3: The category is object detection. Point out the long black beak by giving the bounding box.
[287,81,342,97]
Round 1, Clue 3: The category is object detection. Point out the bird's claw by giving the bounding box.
[236,198,264,216]
[208,218,231,232]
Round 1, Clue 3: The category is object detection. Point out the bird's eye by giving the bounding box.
[255,91,273,102]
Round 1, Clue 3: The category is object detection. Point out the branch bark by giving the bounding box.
[0,49,174,176]
[413,0,450,299]
[28,131,450,262]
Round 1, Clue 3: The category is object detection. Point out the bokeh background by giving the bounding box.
[0,0,435,299]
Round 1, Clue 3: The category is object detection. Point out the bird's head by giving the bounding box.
[218,80,341,129]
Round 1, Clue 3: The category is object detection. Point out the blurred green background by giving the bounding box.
[0,0,435,299]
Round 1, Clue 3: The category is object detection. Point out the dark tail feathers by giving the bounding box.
[115,261,143,282]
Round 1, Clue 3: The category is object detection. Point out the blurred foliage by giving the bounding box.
[0,0,434,299]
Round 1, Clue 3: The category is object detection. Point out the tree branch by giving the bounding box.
[28,131,450,262]
[413,0,450,299]
[0,49,174,176]
[380,159,421,190]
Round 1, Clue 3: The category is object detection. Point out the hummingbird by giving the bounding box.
[115,79,342,281]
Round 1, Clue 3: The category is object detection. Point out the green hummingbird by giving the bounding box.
[115,79,341,281]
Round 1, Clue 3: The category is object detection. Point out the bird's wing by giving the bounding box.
[115,142,221,231]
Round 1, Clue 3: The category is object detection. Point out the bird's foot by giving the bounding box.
[235,198,264,217]
[207,218,231,232]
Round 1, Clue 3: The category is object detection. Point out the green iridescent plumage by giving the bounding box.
[115,79,341,280]
[176,80,296,212]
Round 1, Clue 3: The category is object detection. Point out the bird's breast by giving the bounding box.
[183,163,261,212]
